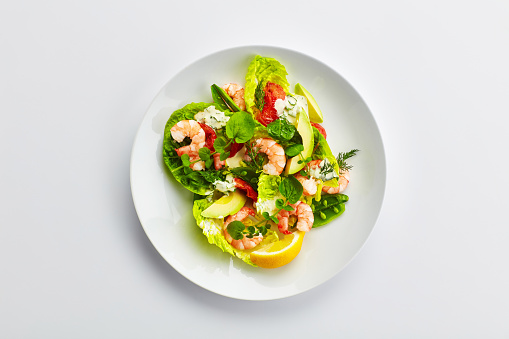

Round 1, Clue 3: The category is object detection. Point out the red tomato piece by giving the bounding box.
[256,82,286,126]
[234,178,258,202]
[198,122,217,151]
[311,122,327,139]
[229,142,244,158]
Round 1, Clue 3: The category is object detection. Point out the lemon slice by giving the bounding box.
[295,83,324,123]
[250,231,305,269]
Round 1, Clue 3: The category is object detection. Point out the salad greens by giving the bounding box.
[162,55,358,267]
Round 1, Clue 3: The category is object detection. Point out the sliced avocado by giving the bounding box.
[201,190,247,218]
[295,83,323,123]
[284,110,314,175]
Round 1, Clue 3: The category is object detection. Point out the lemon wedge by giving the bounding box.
[295,83,323,123]
[250,231,305,269]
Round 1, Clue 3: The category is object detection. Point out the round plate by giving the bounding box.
[130,46,386,300]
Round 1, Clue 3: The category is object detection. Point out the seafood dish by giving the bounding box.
[162,55,358,268]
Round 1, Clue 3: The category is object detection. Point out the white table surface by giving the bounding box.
[2,1,508,338]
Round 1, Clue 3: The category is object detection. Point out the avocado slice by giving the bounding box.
[284,110,314,175]
[295,83,323,123]
[201,190,247,218]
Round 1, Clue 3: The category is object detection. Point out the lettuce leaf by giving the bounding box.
[162,102,226,195]
[245,56,290,114]
[312,127,340,188]
[257,173,281,200]
[193,198,276,267]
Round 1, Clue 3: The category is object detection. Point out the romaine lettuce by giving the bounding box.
[192,198,279,267]
[244,56,290,114]
[163,102,227,195]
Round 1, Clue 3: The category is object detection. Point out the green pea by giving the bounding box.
[320,212,326,220]
[333,207,339,213]
[323,200,328,207]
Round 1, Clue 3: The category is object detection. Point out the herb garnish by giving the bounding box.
[336,149,359,173]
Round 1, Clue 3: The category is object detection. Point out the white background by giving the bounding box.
[1,0,508,338]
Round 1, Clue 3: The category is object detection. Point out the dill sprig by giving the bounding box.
[336,149,359,173]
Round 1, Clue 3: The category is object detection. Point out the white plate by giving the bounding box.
[130,46,386,300]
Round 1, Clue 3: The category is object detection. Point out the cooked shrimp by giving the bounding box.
[171,120,206,155]
[322,170,350,194]
[277,201,314,234]
[213,153,225,170]
[171,120,206,170]
[294,173,320,196]
[222,83,246,111]
[252,138,286,175]
[223,207,263,250]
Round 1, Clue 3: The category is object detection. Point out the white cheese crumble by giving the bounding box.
[274,94,308,124]
[213,174,235,194]
[194,106,229,129]
[309,158,339,182]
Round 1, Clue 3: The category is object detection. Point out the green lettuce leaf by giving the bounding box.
[244,56,290,114]
[162,102,226,195]
[257,173,281,200]
[312,127,340,187]
[192,198,279,267]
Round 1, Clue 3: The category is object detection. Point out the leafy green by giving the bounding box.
[257,174,281,200]
[267,118,296,141]
[226,111,255,143]
[245,56,290,113]
[226,221,245,240]
[211,84,241,112]
[278,176,303,204]
[162,102,225,194]
[192,198,256,266]
[311,126,341,187]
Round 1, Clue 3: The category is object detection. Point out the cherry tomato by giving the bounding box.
[256,82,286,126]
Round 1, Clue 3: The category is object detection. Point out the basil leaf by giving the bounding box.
[226,111,255,143]
[279,176,303,204]
[226,221,245,240]
[275,198,285,209]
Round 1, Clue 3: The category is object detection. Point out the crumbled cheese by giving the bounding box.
[255,193,283,215]
[309,158,339,182]
[213,174,235,194]
[194,106,229,129]
[274,94,308,124]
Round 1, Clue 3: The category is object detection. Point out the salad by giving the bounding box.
[163,55,358,268]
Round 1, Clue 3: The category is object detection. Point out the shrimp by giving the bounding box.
[213,153,225,170]
[171,120,206,171]
[294,173,320,196]
[222,83,246,111]
[223,207,263,250]
[277,201,314,234]
[252,138,286,175]
[322,170,350,194]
